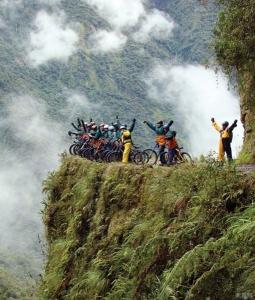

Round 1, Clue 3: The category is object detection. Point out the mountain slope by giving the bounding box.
[214,0,255,162]
[0,0,218,127]
[40,157,255,299]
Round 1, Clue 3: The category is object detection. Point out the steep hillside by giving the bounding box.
[0,1,222,297]
[40,156,255,299]
[215,0,255,162]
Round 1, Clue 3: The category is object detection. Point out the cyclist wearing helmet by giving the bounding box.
[120,119,136,163]
[144,119,174,163]
[211,117,238,161]
[108,125,116,141]
[90,124,98,137]
[103,124,109,138]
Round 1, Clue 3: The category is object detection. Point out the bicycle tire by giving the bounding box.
[159,152,168,165]
[69,144,76,155]
[180,152,193,164]
[134,151,148,165]
[143,149,158,165]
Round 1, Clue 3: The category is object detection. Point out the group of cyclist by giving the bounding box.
[68,116,179,165]
[68,115,238,164]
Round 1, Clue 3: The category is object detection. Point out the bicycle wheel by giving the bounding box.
[108,151,122,162]
[134,151,148,165]
[73,144,82,155]
[159,151,168,165]
[69,144,76,155]
[143,149,158,165]
[180,152,193,164]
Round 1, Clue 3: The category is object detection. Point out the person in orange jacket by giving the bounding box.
[211,117,238,161]
[144,120,174,164]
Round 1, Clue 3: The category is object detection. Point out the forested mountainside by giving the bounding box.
[40,157,255,299]
[0,0,218,138]
[0,0,250,299]
[214,0,255,162]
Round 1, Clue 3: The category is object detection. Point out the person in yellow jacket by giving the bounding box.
[120,119,136,163]
[211,117,238,161]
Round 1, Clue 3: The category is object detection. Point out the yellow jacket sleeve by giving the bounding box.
[212,122,221,132]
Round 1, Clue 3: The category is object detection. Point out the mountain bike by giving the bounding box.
[160,147,192,165]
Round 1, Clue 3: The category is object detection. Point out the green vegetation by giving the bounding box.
[0,1,218,145]
[0,248,39,299]
[0,1,220,297]
[214,0,255,162]
[40,156,255,299]
[0,268,34,300]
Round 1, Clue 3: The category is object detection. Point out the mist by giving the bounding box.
[0,0,244,285]
[146,64,243,157]
[28,10,79,66]
[84,0,174,53]
[0,94,87,270]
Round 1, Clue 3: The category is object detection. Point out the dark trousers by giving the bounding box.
[159,145,165,163]
[168,148,177,164]
[222,139,232,161]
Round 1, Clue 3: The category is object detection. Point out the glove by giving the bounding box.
[143,121,147,124]
[90,118,93,122]
[211,118,215,123]
[169,120,174,126]
[234,119,238,124]
[116,115,119,119]
[133,118,136,122]
[68,131,72,136]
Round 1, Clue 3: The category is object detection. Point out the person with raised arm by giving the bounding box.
[211,117,238,161]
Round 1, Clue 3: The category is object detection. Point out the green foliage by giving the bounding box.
[214,0,255,162]
[40,157,255,299]
[0,267,35,300]
[215,0,255,72]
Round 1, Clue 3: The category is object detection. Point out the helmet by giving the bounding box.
[113,122,118,127]
[90,121,96,126]
[100,123,105,127]
[222,121,229,128]
[120,125,126,130]
[157,120,163,125]
[104,124,109,130]
[91,125,97,130]
[109,125,114,131]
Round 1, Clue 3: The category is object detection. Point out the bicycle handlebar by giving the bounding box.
[81,119,86,132]
[68,131,81,136]
[71,122,81,131]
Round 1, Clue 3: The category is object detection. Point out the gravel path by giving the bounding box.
[237,164,255,173]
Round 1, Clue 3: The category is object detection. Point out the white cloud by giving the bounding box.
[146,64,243,157]
[39,0,62,4]
[133,9,174,42]
[0,0,23,7]
[0,90,102,262]
[89,30,127,53]
[84,0,174,53]
[28,10,79,66]
[0,17,5,28]
[61,92,99,118]
[84,0,145,30]
[0,95,67,262]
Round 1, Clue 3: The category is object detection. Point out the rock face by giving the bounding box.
[239,71,255,161]
[40,156,255,299]
[214,0,255,161]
